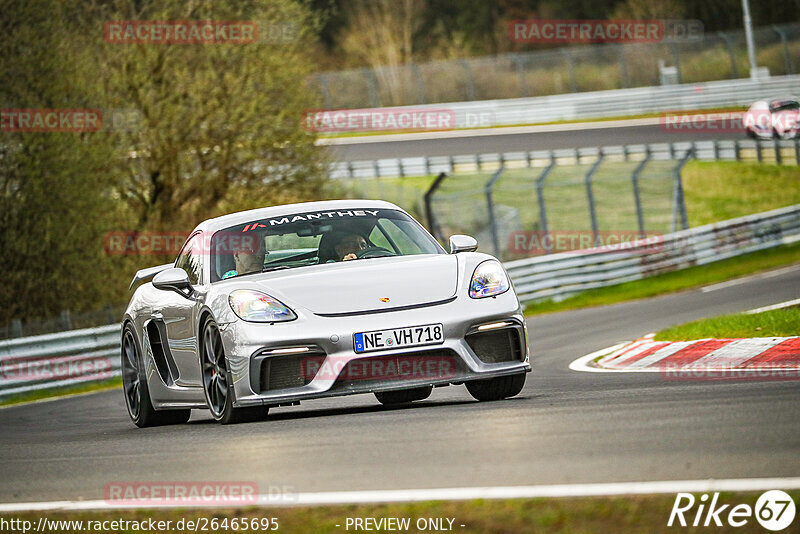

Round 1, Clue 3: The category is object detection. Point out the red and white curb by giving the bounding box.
[570,335,800,375]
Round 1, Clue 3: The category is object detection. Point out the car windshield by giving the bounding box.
[210,208,444,281]
[769,100,799,112]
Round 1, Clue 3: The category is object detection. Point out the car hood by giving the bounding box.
[253,254,458,315]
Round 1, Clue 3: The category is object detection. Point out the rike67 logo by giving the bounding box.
[669,490,796,530]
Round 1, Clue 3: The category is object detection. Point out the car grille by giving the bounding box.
[259,353,326,392]
[465,327,524,364]
[330,349,464,391]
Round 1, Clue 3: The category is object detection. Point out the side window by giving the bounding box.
[175,234,203,285]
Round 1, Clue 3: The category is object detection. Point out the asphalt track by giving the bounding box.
[327,122,745,161]
[0,265,798,505]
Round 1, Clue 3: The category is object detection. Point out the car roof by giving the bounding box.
[195,199,404,233]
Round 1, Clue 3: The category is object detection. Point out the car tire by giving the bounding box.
[465,373,526,402]
[122,324,191,428]
[374,385,432,405]
[201,318,267,425]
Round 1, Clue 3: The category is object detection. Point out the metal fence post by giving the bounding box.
[756,141,763,162]
[617,45,629,88]
[424,172,448,241]
[363,68,381,107]
[717,32,739,78]
[317,73,332,109]
[584,152,605,246]
[560,49,578,93]
[631,147,651,238]
[669,43,682,84]
[61,310,73,331]
[485,166,506,258]
[735,139,742,161]
[511,54,529,97]
[672,147,693,232]
[11,319,23,338]
[775,139,783,165]
[795,138,800,165]
[772,25,793,74]
[411,64,426,104]
[460,60,477,101]
[536,156,556,254]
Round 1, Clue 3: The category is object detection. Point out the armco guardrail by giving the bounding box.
[322,74,800,137]
[0,324,120,400]
[505,203,800,303]
[1,204,798,400]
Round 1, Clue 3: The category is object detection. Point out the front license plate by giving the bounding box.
[353,323,444,354]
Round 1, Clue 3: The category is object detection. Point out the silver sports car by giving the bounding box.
[122,200,530,426]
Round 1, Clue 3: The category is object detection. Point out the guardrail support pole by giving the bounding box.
[775,140,783,165]
[536,157,556,254]
[756,141,763,162]
[485,166,506,258]
[631,147,651,239]
[584,152,605,247]
[424,172,448,242]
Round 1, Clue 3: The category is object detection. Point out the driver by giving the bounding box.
[222,235,266,279]
[333,232,368,261]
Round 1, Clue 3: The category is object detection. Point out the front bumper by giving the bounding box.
[219,290,530,407]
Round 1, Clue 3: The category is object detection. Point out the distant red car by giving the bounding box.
[744,97,799,140]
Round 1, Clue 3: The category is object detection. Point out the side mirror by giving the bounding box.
[449,234,478,254]
[152,268,193,295]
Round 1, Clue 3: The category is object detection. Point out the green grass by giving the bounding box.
[0,377,121,408]
[654,307,800,341]
[3,492,794,533]
[683,161,800,227]
[524,241,800,315]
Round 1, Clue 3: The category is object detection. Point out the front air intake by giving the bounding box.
[465,327,523,364]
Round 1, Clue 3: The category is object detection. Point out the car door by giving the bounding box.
[155,232,205,387]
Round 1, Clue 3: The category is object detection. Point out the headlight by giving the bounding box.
[228,290,296,322]
[469,260,510,299]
